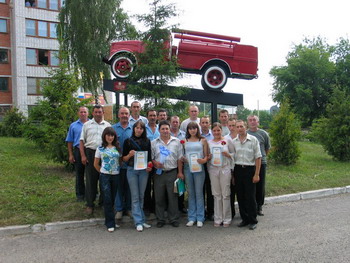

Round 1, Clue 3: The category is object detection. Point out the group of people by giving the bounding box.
[66,102,271,233]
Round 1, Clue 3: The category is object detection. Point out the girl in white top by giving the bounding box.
[207,122,234,227]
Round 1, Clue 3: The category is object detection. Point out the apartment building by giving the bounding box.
[0,0,113,120]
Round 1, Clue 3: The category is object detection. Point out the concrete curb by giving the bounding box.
[1,185,350,237]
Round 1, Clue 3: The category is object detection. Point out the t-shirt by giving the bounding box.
[95,146,120,174]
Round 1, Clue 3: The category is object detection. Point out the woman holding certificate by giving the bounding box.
[123,121,153,232]
[183,122,208,228]
[207,122,234,227]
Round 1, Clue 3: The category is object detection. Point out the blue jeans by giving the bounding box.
[184,166,205,222]
[100,173,119,228]
[126,166,149,226]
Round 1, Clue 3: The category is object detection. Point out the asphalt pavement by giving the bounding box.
[1,192,350,263]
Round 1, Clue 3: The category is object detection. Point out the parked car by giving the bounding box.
[104,29,258,91]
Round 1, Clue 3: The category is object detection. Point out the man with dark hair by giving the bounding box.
[232,120,261,230]
[157,109,168,122]
[129,101,148,127]
[66,106,89,202]
[152,120,184,227]
[80,105,111,215]
[247,115,271,216]
[145,109,160,141]
[219,109,230,136]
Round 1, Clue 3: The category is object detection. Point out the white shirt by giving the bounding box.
[151,136,183,171]
[232,134,262,166]
[80,118,111,150]
[180,117,200,132]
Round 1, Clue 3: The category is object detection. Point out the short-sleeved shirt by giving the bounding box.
[80,119,111,150]
[95,146,120,174]
[232,134,262,166]
[247,129,271,164]
[146,124,160,141]
[180,118,200,132]
[129,115,148,128]
[66,119,88,148]
[207,138,235,168]
[112,122,132,153]
[171,129,186,140]
[151,136,183,171]
[221,125,230,136]
[201,130,214,141]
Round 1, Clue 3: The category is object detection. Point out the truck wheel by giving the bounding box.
[111,54,135,79]
[201,65,228,90]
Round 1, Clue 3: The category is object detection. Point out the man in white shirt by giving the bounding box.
[80,105,111,215]
[152,120,184,228]
[180,105,200,132]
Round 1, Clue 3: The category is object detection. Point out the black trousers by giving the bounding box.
[85,148,102,208]
[144,168,155,213]
[234,165,258,224]
[203,164,214,217]
[73,147,85,199]
[256,163,266,210]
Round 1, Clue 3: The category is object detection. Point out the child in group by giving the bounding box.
[207,122,235,227]
[94,127,121,232]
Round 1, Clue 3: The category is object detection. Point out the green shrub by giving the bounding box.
[1,108,26,137]
[310,88,350,161]
[269,101,301,165]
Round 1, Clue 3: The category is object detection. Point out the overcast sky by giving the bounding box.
[121,0,350,110]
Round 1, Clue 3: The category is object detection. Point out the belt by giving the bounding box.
[235,164,254,168]
[163,168,177,173]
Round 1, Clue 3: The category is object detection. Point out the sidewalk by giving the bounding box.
[1,186,350,237]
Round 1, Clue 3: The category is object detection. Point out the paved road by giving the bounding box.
[1,193,350,263]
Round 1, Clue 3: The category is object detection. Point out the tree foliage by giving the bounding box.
[269,101,301,165]
[0,108,26,137]
[24,55,89,164]
[270,37,335,127]
[58,0,137,99]
[127,0,187,105]
[310,88,350,161]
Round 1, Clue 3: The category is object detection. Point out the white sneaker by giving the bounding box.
[186,221,195,227]
[143,223,151,229]
[115,224,120,229]
[107,227,115,232]
[115,211,123,220]
[136,225,143,232]
[197,221,203,228]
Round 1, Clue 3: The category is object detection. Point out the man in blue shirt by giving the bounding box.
[112,107,132,219]
[145,109,160,141]
[66,106,89,201]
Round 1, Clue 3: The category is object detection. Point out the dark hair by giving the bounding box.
[158,120,170,129]
[101,127,119,150]
[186,122,202,139]
[219,109,228,115]
[157,109,168,116]
[93,104,104,112]
[147,109,157,116]
[132,120,147,139]
[212,122,222,130]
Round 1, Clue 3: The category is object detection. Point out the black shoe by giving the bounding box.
[238,221,249,227]
[180,208,187,214]
[206,214,214,221]
[249,224,257,230]
[156,222,165,228]
[171,221,179,227]
[257,210,264,216]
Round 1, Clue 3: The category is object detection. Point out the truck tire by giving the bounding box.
[110,54,135,79]
[201,65,228,90]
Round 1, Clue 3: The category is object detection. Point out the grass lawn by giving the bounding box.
[0,137,349,227]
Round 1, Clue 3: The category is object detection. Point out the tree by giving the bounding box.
[270,38,335,127]
[310,87,350,161]
[24,54,89,164]
[58,0,137,101]
[269,101,301,165]
[126,0,187,106]
[236,105,252,121]
[0,108,26,137]
[251,110,273,129]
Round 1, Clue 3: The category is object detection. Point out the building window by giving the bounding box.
[0,77,9,91]
[0,49,8,63]
[0,19,7,33]
[26,48,59,66]
[27,77,46,95]
[38,21,48,37]
[31,0,63,10]
[26,19,36,36]
[49,0,58,10]
[1,0,7,4]
[26,19,58,38]
[37,0,46,8]
[26,49,37,65]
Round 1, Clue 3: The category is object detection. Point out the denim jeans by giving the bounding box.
[114,168,131,212]
[184,166,205,222]
[100,173,119,228]
[126,166,149,226]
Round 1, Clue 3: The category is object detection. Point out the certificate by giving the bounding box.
[211,147,222,166]
[134,151,147,170]
[189,153,202,173]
